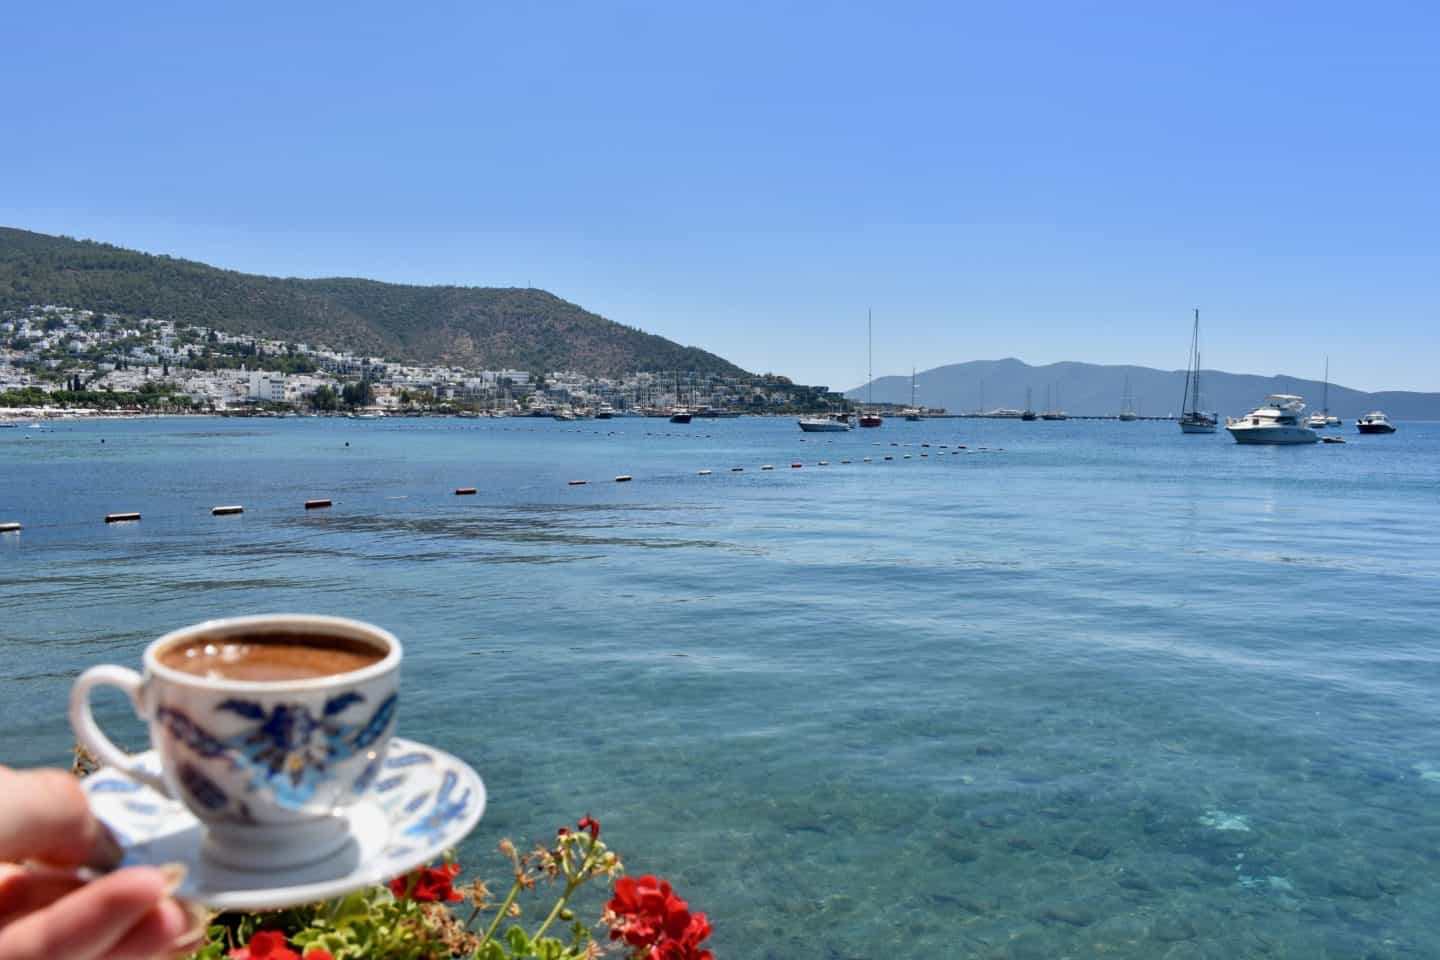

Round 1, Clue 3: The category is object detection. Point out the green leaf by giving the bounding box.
[505,925,534,955]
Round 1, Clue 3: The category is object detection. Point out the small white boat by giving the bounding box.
[1226,394,1319,444]
[798,415,852,432]
[1356,411,1396,434]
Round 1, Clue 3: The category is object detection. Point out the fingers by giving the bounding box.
[0,768,123,869]
[0,866,192,960]
[0,864,84,927]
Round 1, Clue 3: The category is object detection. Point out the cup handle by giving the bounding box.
[69,665,171,797]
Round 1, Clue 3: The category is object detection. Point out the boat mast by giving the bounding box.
[911,367,916,409]
[1322,356,1329,415]
[867,309,873,409]
[1186,309,1202,415]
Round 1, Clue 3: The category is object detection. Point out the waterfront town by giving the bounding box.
[0,304,855,416]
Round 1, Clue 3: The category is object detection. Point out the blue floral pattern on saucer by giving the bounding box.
[80,736,486,912]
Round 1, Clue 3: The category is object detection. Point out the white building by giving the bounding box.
[248,372,286,403]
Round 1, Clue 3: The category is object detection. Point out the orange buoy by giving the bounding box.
[790,463,802,468]
[304,499,332,510]
[211,505,244,516]
[455,487,477,496]
[105,512,141,523]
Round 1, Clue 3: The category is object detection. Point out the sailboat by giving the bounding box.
[1307,358,1341,428]
[1041,384,1067,420]
[1021,387,1038,421]
[1118,377,1138,421]
[859,310,883,428]
[902,368,922,420]
[669,372,692,423]
[1179,309,1218,433]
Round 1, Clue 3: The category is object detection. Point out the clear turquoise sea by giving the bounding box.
[3,416,1439,959]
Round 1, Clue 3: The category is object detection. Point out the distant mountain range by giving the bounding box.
[849,358,1440,420]
[0,227,746,378]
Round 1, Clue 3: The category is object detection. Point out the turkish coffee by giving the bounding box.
[158,631,384,682]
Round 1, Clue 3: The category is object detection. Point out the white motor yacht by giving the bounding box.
[798,414,852,432]
[1226,394,1319,444]
[1356,411,1396,434]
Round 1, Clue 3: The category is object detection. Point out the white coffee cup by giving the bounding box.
[69,614,402,870]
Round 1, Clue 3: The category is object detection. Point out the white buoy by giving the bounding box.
[863,456,872,462]
[615,475,632,483]
[0,522,21,533]
[818,460,829,465]
[211,505,244,516]
[698,469,712,476]
[455,487,477,496]
[761,465,774,470]
[105,512,141,523]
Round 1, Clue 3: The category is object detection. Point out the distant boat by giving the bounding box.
[902,368,922,420]
[669,372,692,422]
[1356,411,1396,434]
[798,414,852,432]
[859,309,883,428]
[1118,377,1138,421]
[1021,386,1038,421]
[0,421,15,429]
[1226,394,1319,444]
[595,403,615,420]
[1178,309,1218,434]
[1040,384,1067,420]
[1307,358,1340,428]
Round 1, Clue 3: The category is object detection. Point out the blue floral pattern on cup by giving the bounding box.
[154,692,399,812]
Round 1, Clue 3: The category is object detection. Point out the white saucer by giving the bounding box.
[81,736,486,911]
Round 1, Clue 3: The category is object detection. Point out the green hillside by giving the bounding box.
[0,227,746,377]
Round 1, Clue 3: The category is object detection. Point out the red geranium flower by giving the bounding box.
[606,875,712,957]
[227,930,299,960]
[303,952,335,960]
[578,813,600,839]
[389,861,464,903]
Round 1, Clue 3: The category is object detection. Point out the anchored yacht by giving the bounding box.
[1356,411,1396,434]
[798,414,853,432]
[1225,394,1319,445]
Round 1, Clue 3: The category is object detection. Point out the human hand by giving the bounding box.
[0,767,206,960]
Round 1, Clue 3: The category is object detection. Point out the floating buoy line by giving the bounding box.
[3,435,1000,533]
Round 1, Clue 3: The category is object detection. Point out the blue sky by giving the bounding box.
[3,1,1436,391]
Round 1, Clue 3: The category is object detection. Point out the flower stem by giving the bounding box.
[476,879,523,949]
[529,879,579,942]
